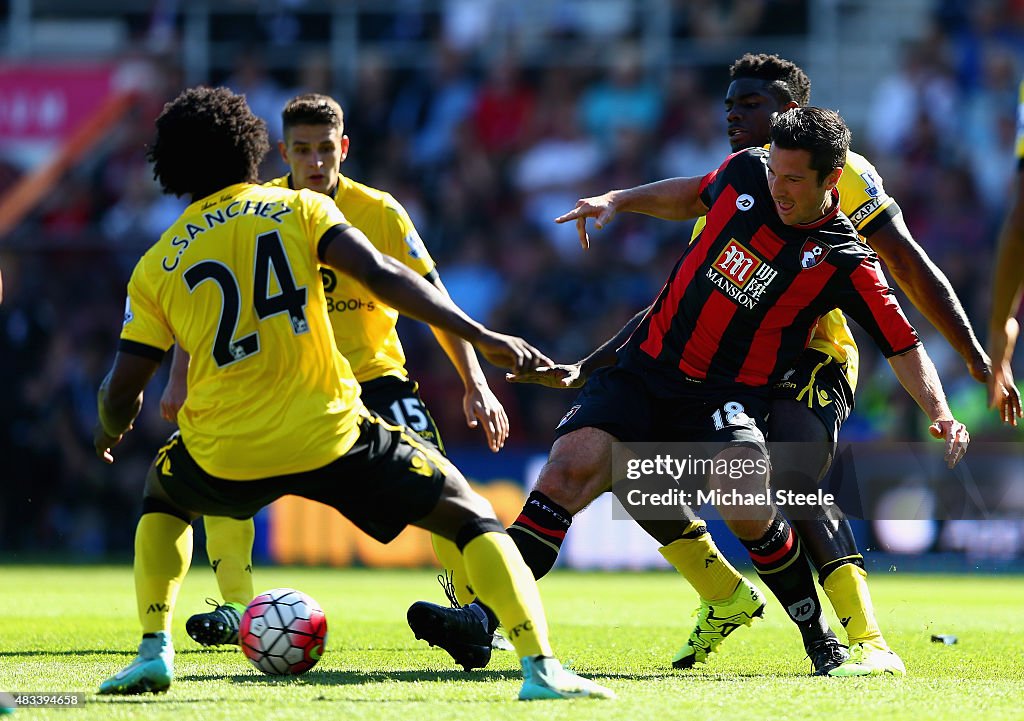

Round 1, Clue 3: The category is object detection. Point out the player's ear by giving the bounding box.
[824,166,842,190]
[277,139,289,163]
[339,134,350,163]
[781,100,799,112]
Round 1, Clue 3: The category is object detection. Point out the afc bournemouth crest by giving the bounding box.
[799,239,829,269]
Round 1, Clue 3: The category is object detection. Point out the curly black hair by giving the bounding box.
[282,93,344,135]
[770,107,849,184]
[147,86,269,199]
[729,53,812,106]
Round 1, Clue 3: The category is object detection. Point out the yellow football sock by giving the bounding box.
[822,564,886,647]
[461,532,551,658]
[659,524,745,602]
[135,513,193,634]
[431,534,476,605]
[204,516,255,607]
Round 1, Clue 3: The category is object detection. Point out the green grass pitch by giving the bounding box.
[1,566,1022,720]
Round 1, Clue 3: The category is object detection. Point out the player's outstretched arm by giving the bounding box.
[160,345,189,422]
[95,351,162,463]
[987,172,1024,421]
[554,177,708,249]
[867,215,986,375]
[426,275,509,451]
[867,214,1022,425]
[507,305,651,389]
[320,225,551,373]
[887,346,969,468]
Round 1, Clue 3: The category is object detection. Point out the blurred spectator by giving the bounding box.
[472,54,536,157]
[391,43,477,170]
[513,94,602,258]
[960,45,1020,211]
[659,97,731,178]
[866,40,958,156]
[579,44,662,146]
[674,0,766,42]
[224,49,295,143]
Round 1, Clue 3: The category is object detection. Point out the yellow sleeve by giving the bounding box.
[838,151,900,239]
[119,259,174,352]
[297,188,351,255]
[380,194,435,277]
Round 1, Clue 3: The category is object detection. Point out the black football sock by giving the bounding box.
[742,511,831,648]
[506,491,572,579]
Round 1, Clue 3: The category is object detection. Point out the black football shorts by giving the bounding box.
[361,375,444,454]
[770,349,854,442]
[151,411,450,543]
[552,364,769,453]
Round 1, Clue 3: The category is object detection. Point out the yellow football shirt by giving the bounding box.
[690,149,899,391]
[266,174,436,383]
[120,183,364,480]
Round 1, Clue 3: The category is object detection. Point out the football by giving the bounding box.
[239,588,328,675]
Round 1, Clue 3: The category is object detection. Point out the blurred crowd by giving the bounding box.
[1,0,1023,555]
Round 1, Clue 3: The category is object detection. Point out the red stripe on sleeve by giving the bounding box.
[678,291,737,379]
[737,264,838,385]
[850,259,919,355]
[641,186,740,359]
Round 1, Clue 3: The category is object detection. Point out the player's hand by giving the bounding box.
[928,418,969,469]
[554,193,618,250]
[506,362,587,389]
[474,330,554,374]
[463,383,509,452]
[987,317,1022,426]
[93,422,130,464]
[160,378,187,423]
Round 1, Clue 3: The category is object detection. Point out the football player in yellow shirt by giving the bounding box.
[409,53,1017,678]
[94,86,613,700]
[986,78,1024,423]
[160,95,511,657]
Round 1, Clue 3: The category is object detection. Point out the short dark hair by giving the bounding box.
[769,107,850,184]
[729,53,811,106]
[147,86,268,199]
[282,93,344,135]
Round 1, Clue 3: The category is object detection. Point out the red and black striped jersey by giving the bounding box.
[621,148,920,389]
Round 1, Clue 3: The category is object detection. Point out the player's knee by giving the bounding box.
[709,444,768,494]
[430,474,497,530]
[532,428,613,514]
[462,488,496,520]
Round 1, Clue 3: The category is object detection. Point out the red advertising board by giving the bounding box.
[0,64,115,141]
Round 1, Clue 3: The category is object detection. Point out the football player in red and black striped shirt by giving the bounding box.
[406,106,969,678]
